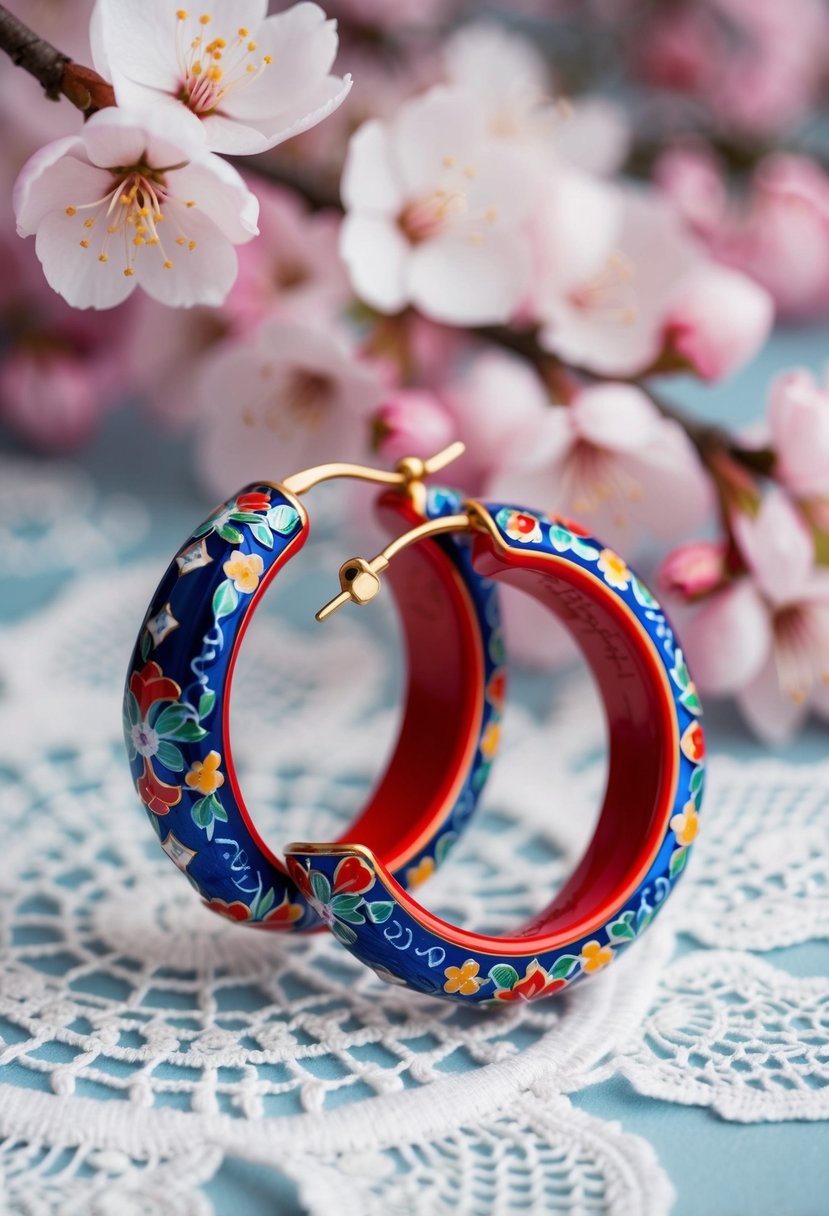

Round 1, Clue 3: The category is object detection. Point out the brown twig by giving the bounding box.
[0,4,114,116]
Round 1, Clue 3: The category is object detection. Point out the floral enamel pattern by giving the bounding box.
[286,502,705,1002]
[124,482,503,931]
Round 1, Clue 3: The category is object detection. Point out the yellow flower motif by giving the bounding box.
[597,548,630,590]
[223,550,264,593]
[480,720,501,762]
[185,749,225,795]
[407,855,435,888]
[670,801,699,846]
[580,940,613,974]
[444,958,482,996]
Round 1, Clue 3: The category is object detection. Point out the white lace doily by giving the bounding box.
[0,457,827,1215]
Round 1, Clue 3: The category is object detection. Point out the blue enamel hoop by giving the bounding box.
[286,501,705,1001]
[123,454,504,932]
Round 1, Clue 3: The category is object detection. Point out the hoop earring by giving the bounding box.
[286,500,704,999]
[123,445,504,931]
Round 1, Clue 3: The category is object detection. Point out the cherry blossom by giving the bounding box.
[193,317,385,497]
[535,188,772,380]
[340,85,533,325]
[443,21,629,176]
[224,178,349,332]
[487,382,712,554]
[659,149,829,321]
[681,490,829,743]
[91,0,351,155]
[768,368,829,499]
[14,108,259,310]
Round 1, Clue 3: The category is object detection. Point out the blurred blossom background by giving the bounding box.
[2,0,829,743]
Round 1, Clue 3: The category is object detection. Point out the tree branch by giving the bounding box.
[0,4,114,116]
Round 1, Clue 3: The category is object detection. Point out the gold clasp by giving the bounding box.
[281,441,466,498]
[315,512,472,621]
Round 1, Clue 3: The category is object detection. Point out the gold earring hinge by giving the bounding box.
[316,512,473,622]
[281,441,466,497]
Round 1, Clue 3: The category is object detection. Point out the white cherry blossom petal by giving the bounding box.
[393,86,487,197]
[15,147,108,235]
[204,73,352,155]
[340,214,409,314]
[569,383,661,452]
[137,206,238,307]
[342,120,408,216]
[170,157,259,243]
[682,581,773,696]
[35,209,138,309]
[92,0,184,93]
[732,489,815,605]
[408,229,529,325]
[736,656,810,746]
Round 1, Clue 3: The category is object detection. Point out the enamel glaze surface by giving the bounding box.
[123,483,503,931]
[287,504,704,999]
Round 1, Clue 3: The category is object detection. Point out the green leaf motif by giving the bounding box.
[607,910,636,941]
[253,887,276,919]
[331,892,363,915]
[268,504,300,535]
[191,797,214,829]
[631,576,658,608]
[154,702,194,736]
[435,832,458,866]
[680,685,703,716]
[140,629,152,661]
[489,963,519,990]
[250,522,274,549]
[669,846,688,878]
[212,579,239,621]
[689,766,704,809]
[229,511,266,524]
[550,954,579,980]
[331,920,358,945]
[572,539,600,561]
[365,901,394,924]
[155,740,184,772]
[217,524,243,544]
[310,871,331,905]
[211,796,228,823]
[671,650,691,691]
[549,524,573,552]
[198,690,216,720]
[124,689,140,730]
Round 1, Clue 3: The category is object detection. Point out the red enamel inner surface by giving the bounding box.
[224,493,484,876]
[344,496,484,869]
[355,532,679,954]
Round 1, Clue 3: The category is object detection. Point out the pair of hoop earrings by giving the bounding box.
[124,443,704,1005]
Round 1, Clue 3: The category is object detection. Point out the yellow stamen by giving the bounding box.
[176,9,188,19]
[133,236,145,246]
[79,239,89,248]
[188,240,197,250]
[238,26,248,36]
[206,65,222,81]
[176,237,186,245]
[83,217,95,228]
[191,59,202,75]
[163,260,174,269]
[65,206,76,216]
[442,154,457,168]
[98,254,108,262]
[263,55,272,64]
[247,41,256,51]
[199,12,210,23]
[123,268,135,277]
[186,200,196,208]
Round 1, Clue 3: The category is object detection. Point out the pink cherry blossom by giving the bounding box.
[681,490,829,743]
[658,541,729,601]
[223,178,349,332]
[768,368,829,499]
[374,388,456,466]
[14,107,259,310]
[340,85,533,325]
[442,21,629,176]
[488,381,713,554]
[91,0,351,156]
[193,317,385,498]
[535,188,772,380]
[660,149,829,321]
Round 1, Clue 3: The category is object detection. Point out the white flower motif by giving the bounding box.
[130,721,159,758]
[91,0,352,155]
[340,85,534,325]
[14,107,259,310]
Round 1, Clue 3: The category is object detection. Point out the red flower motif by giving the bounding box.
[549,514,591,537]
[487,668,506,711]
[494,960,567,1003]
[130,660,181,719]
[206,892,303,928]
[235,491,271,513]
[680,721,705,763]
[137,757,181,816]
